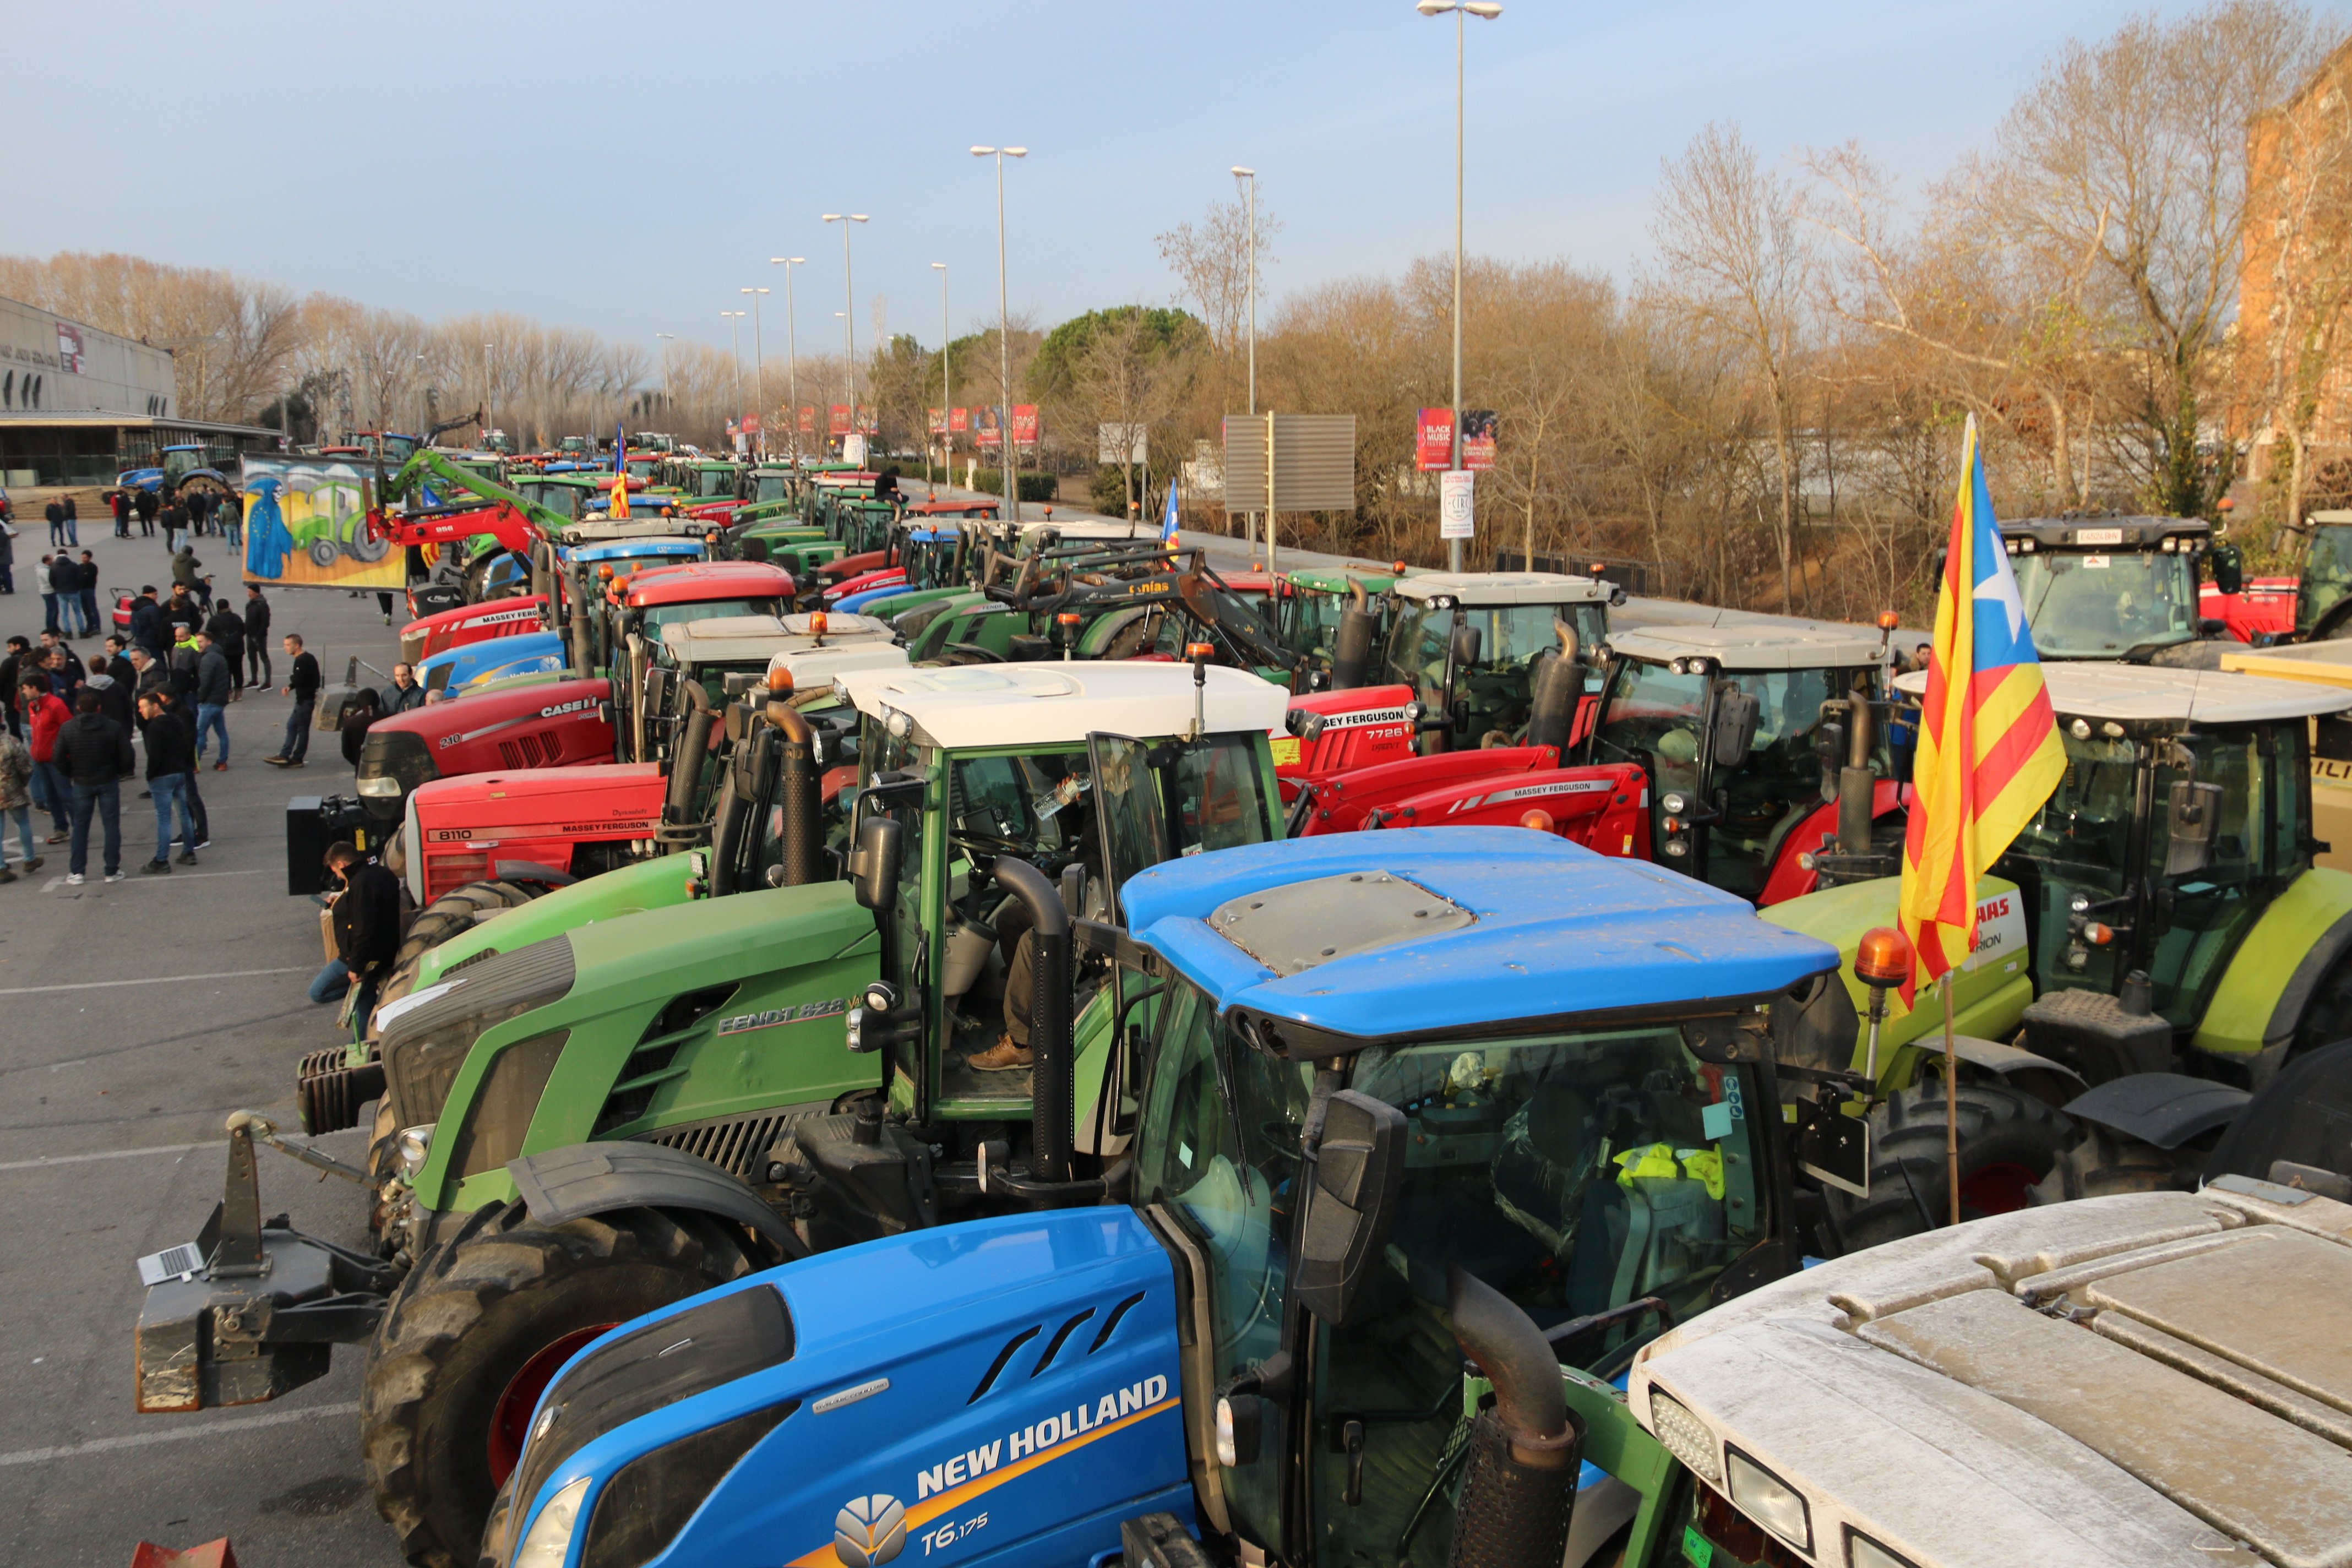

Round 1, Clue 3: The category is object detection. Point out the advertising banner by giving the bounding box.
[928,408,947,435]
[1415,407,1453,472]
[857,406,878,435]
[1011,405,1039,450]
[827,405,852,437]
[1439,469,1476,540]
[799,406,816,434]
[1462,409,1496,472]
[241,454,405,591]
[974,407,1001,448]
[741,413,761,435]
[950,407,970,433]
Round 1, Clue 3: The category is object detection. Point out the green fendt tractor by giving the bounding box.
[1763,660,2352,1249]
[134,660,1292,1566]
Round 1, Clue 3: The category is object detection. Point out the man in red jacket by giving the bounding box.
[18,679,70,843]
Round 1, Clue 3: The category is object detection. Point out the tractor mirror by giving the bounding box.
[1292,1090,1408,1327]
[848,814,904,912]
[2166,779,2224,878]
[2209,543,2245,597]
[1449,622,1483,671]
[1711,685,1761,770]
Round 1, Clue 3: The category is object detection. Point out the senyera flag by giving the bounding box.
[610,422,628,518]
[1897,415,2065,1003]
[1161,475,1180,547]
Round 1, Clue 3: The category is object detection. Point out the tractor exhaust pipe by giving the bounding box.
[565,565,595,674]
[663,682,716,828]
[1446,1264,1582,1568]
[993,857,1074,1183]
[765,699,822,886]
[529,538,552,616]
[1836,676,1875,857]
[1332,580,1378,690]
[1525,623,1582,755]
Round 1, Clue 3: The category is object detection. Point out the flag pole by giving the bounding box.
[1942,973,1959,1225]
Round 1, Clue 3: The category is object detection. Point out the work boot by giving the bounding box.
[966,1037,1033,1072]
[0,867,15,884]
[177,851,198,866]
[140,859,170,875]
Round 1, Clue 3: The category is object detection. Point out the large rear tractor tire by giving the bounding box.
[367,879,553,1045]
[2029,1125,2181,1205]
[1820,1077,2073,1252]
[361,1201,753,1568]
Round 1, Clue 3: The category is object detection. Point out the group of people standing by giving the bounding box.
[102,483,243,553]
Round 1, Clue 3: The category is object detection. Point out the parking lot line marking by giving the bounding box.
[0,1401,361,1468]
[0,967,306,997]
[0,1142,210,1172]
[39,869,270,892]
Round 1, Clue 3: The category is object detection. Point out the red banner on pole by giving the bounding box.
[827,405,852,437]
[950,407,970,433]
[1011,405,1039,450]
[1415,407,1453,472]
[798,406,815,434]
[928,408,946,435]
[741,413,761,436]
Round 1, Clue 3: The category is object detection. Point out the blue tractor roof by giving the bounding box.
[570,537,706,564]
[1120,827,1838,1041]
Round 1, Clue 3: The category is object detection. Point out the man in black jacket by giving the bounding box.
[0,638,26,739]
[149,685,207,854]
[84,654,133,734]
[310,841,401,1023]
[190,631,232,768]
[129,587,166,661]
[268,632,319,766]
[102,635,135,688]
[135,691,197,874]
[52,688,131,884]
[204,600,245,699]
[133,486,157,537]
[75,551,99,641]
[243,585,271,687]
[47,553,80,637]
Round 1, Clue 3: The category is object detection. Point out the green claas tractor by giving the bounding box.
[471,826,1848,1568]
[1999,513,2244,665]
[1762,660,2352,1250]
[133,661,1294,1566]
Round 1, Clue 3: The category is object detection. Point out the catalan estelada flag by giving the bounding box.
[611,422,629,518]
[1897,415,2065,1003]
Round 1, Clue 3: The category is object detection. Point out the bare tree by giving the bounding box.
[1157,190,1281,412]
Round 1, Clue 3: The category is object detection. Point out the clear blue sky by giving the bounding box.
[17,0,2342,365]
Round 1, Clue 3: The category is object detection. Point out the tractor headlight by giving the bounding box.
[845,1007,869,1053]
[1645,1392,1721,1484]
[356,775,404,798]
[511,1476,589,1568]
[1725,1448,1811,1555]
[1663,839,1690,858]
[1660,792,1688,815]
[396,1125,433,1178]
[1847,1529,1924,1568]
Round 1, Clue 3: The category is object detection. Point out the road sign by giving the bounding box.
[1440,470,1476,539]
[1098,422,1148,465]
[1222,413,1356,512]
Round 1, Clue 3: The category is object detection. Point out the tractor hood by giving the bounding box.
[1629,1183,2352,1568]
[497,1209,1187,1568]
[1119,827,1839,1044]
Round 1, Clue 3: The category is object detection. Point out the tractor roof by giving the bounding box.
[1999,514,2210,549]
[571,537,704,563]
[2220,638,2352,690]
[1894,663,2352,723]
[1288,565,1406,593]
[1627,1183,2352,1568]
[659,613,895,663]
[1390,570,1611,606]
[1018,518,1156,542]
[834,662,1288,749]
[1609,620,1886,671]
[624,562,793,606]
[1119,827,1838,1041]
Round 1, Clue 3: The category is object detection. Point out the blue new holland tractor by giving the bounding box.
[480,827,1849,1568]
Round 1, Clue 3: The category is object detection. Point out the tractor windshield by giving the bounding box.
[2300,526,2352,636]
[694,468,736,498]
[636,597,783,639]
[1136,986,1766,1562]
[2015,548,2198,657]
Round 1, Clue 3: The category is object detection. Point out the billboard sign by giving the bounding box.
[1011,405,1039,450]
[241,455,404,591]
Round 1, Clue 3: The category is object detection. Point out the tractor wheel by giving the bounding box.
[361,1200,753,1568]
[1820,1077,2074,1251]
[2029,1125,2180,1205]
[366,879,553,1046]
[2293,951,2352,1057]
[309,538,342,568]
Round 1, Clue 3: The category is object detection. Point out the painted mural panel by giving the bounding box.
[240,454,404,590]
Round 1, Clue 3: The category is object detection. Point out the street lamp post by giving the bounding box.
[742,287,771,459]
[770,258,806,468]
[655,333,676,426]
[931,262,950,493]
[1231,165,1258,549]
[482,341,495,449]
[722,310,747,451]
[970,145,1027,522]
[1417,0,1501,572]
[821,215,869,461]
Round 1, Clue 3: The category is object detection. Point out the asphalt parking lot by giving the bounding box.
[0,583,408,1567]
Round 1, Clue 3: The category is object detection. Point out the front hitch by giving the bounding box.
[132,1112,400,1413]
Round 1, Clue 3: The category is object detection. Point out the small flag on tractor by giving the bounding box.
[1896,413,2065,1001]
[610,422,629,518]
[1160,475,1180,549]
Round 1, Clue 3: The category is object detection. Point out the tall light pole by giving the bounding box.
[1232,165,1259,548]
[721,310,747,451]
[970,145,1027,521]
[742,287,771,459]
[771,258,806,467]
[482,341,495,449]
[1418,0,1501,571]
[654,333,676,427]
[821,215,869,459]
[931,262,951,492]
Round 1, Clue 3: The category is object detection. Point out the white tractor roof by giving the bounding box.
[835,662,1289,749]
[1627,1184,2352,1568]
[1017,518,1156,542]
[1893,662,2352,723]
[769,643,909,684]
[2220,639,2352,689]
[1390,570,1612,606]
[660,612,896,665]
[1609,620,1886,671]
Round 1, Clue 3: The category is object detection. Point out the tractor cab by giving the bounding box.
[2001,515,2242,666]
[1589,622,1900,903]
[657,612,906,707]
[480,829,1843,1568]
[680,459,746,502]
[2294,509,2352,641]
[1383,572,1618,750]
[1283,564,1407,685]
